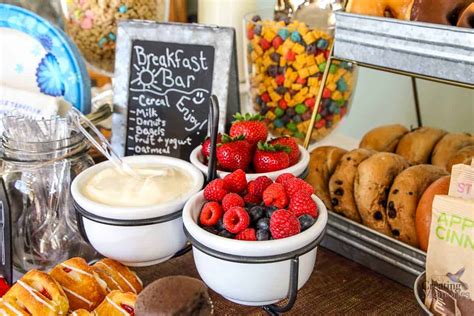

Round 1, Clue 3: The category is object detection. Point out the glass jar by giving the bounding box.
[244,9,357,143]
[1,132,98,272]
[60,0,169,75]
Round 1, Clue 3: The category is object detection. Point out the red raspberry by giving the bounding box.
[204,179,229,202]
[222,193,245,212]
[199,202,223,226]
[248,176,273,198]
[262,183,289,209]
[289,191,318,218]
[283,178,313,198]
[275,173,295,185]
[236,228,257,241]
[270,209,301,239]
[223,206,250,234]
[243,193,261,205]
[223,169,247,194]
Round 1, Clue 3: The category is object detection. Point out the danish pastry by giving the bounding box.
[3,270,69,316]
[395,127,447,164]
[50,257,107,311]
[0,298,30,315]
[329,148,375,222]
[92,258,143,294]
[354,153,409,236]
[386,165,448,247]
[70,309,94,316]
[359,124,409,152]
[94,291,136,316]
[306,146,348,208]
[431,132,474,171]
[346,0,414,19]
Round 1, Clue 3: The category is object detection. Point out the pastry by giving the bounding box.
[395,127,447,164]
[359,124,409,152]
[447,145,474,172]
[92,258,143,294]
[3,270,69,315]
[0,298,30,315]
[94,291,136,316]
[50,257,107,311]
[329,148,376,222]
[431,132,474,170]
[411,0,472,26]
[135,276,212,316]
[70,309,94,316]
[306,146,348,208]
[457,3,474,27]
[415,176,450,251]
[346,0,414,19]
[386,165,448,247]
[354,153,409,236]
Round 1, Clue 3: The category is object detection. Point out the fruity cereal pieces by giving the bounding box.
[246,15,355,142]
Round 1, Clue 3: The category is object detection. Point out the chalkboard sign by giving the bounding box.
[112,21,240,160]
[125,40,215,158]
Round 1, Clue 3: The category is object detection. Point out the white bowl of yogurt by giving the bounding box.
[71,155,204,267]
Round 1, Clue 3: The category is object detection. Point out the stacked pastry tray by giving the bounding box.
[333,12,474,87]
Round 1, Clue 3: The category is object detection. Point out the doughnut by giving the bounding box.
[345,0,415,19]
[457,3,474,27]
[92,258,143,294]
[410,0,472,25]
[49,257,107,311]
[94,291,137,316]
[3,270,69,315]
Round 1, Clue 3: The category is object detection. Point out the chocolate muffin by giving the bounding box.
[136,276,212,316]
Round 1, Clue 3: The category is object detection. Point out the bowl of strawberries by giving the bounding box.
[189,113,310,181]
[182,170,328,306]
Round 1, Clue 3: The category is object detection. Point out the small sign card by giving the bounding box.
[112,21,240,160]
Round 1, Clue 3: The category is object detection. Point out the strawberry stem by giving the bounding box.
[220,133,246,144]
[257,141,291,153]
[233,112,264,122]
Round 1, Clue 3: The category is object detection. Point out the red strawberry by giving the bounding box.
[217,134,252,172]
[223,169,247,193]
[222,193,245,212]
[247,176,273,198]
[201,133,222,160]
[275,173,295,185]
[283,178,314,198]
[243,193,261,205]
[270,209,301,239]
[269,136,300,166]
[223,206,250,233]
[204,179,229,202]
[236,228,257,241]
[289,191,318,218]
[199,202,224,226]
[253,142,290,173]
[229,113,268,147]
[262,183,289,208]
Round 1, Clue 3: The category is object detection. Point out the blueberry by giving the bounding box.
[203,226,219,235]
[265,206,278,218]
[256,229,270,241]
[298,214,315,231]
[249,206,265,222]
[218,230,235,239]
[256,218,270,231]
[216,218,225,231]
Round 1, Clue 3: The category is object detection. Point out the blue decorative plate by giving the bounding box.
[0,4,90,113]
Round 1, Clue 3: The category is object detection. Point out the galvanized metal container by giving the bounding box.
[334,12,474,86]
[321,212,426,288]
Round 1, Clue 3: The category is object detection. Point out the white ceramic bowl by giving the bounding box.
[71,155,204,267]
[183,191,328,306]
[189,144,310,181]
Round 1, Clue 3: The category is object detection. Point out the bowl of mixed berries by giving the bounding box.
[182,170,328,306]
[189,113,310,180]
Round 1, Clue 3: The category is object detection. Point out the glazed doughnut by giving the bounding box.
[50,257,107,311]
[94,291,137,316]
[92,258,143,294]
[346,0,414,20]
[457,3,474,28]
[0,298,30,315]
[411,0,472,25]
[3,270,69,315]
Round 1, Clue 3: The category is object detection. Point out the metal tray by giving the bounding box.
[334,12,474,86]
[321,211,426,288]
